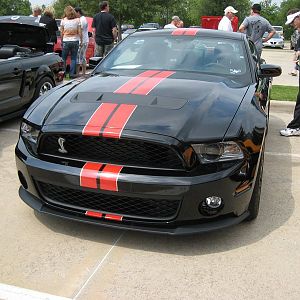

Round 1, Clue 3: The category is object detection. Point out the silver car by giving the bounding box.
[263,32,284,49]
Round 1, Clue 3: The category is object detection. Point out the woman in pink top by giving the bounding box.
[60,6,82,78]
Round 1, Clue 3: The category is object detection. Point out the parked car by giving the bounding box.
[16,28,281,234]
[262,32,284,49]
[272,25,284,37]
[290,30,299,50]
[121,28,137,40]
[0,16,64,122]
[139,22,160,29]
[54,17,95,65]
[121,24,134,33]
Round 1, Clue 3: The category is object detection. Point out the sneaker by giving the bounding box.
[280,128,300,136]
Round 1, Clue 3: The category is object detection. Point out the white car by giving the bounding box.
[272,25,284,38]
[263,32,284,49]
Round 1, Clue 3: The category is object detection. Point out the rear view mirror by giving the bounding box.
[258,64,282,78]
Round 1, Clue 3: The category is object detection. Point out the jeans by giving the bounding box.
[62,41,79,77]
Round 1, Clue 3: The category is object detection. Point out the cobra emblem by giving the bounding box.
[58,137,68,154]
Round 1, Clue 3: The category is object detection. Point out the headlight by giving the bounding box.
[192,141,244,164]
[20,122,40,155]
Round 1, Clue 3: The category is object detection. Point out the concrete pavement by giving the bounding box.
[0,100,299,299]
[262,46,299,86]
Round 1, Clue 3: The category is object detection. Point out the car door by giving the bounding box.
[0,59,24,116]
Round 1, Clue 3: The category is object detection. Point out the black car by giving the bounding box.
[0,16,64,122]
[16,29,281,234]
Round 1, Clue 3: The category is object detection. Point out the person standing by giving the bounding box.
[75,7,89,76]
[30,5,42,20]
[39,6,58,53]
[239,3,275,57]
[218,6,238,32]
[92,1,117,57]
[280,9,300,137]
[60,6,82,79]
[164,16,180,29]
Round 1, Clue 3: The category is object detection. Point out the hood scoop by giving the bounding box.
[70,92,187,110]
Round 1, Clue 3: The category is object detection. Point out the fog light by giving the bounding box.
[199,196,224,216]
[205,196,222,208]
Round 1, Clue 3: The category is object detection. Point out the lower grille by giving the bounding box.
[37,182,181,220]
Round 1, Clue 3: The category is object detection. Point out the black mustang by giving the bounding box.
[0,16,64,122]
[16,29,281,234]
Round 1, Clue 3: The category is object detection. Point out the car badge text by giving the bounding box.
[58,137,68,154]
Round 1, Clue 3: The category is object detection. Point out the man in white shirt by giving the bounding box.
[218,6,238,32]
[164,16,180,29]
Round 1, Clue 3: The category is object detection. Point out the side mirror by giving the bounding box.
[258,64,282,78]
[89,56,103,69]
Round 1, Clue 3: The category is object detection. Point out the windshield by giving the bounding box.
[273,26,283,32]
[264,32,281,39]
[96,35,249,79]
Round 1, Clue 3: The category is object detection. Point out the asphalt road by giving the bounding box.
[0,47,299,299]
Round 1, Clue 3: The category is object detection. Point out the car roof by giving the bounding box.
[0,15,41,26]
[130,28,244,40]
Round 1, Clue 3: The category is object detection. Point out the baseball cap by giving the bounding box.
[285,11,300,25]
[252,4,261,12]
[224,6,238,14]
[172,16,180,22]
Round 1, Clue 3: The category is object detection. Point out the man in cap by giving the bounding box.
[280,9,300,137]
[239,3,275,56]
[218,6,238,32]
[164,16,180,29]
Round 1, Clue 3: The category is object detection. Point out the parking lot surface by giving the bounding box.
[0,47,300,300]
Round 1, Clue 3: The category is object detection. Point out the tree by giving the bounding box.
[279,0,300,39]
[0,0,31,16]
[260,0,280,26]
[196,0,252,26]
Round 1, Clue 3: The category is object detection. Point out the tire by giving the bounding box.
[33,77,55,100]
[245,151,264,221]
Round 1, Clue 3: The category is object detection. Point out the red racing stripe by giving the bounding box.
[80,162,103,189]
[82,103,117,136]
[85,211,103,218]
[172,28,186,36]
[99,164,123,191]
[105,214,123,221]
[184,28,199,36]
[114,70,161,94]
[131,71,175,95]
[102,104,137,138]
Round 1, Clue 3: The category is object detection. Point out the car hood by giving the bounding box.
[43,74,249,141]
[0,16,49,48]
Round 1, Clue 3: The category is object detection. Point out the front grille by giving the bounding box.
[38,134,185,170]
[38,182,181,220]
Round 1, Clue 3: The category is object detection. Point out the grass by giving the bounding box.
[270,85,298,101]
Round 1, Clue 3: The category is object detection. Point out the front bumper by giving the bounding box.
[15,138,254,235]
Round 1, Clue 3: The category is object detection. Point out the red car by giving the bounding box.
[54,17,95,65]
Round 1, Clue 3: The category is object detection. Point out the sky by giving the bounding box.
[30,0,284,7]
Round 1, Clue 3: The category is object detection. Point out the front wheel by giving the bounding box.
[33,77,55,100]
[245,152,264,221]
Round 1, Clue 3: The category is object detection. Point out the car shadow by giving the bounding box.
[35,112,294,256]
